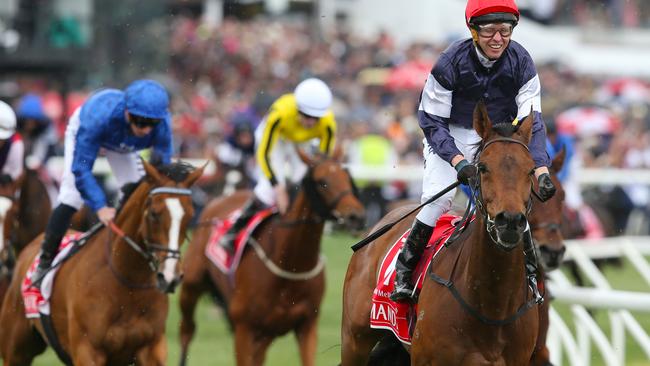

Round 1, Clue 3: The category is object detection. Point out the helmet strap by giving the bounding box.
[470,27,479,44]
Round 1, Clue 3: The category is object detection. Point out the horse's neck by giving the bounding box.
[109,184,151,284]
[272,190,324,270]
[462,218,527,317]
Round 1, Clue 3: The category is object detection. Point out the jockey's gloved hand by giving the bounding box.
[537,173,556,202]
[455,159,478,185]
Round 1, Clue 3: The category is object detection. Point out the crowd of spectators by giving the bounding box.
[7,15,650,232]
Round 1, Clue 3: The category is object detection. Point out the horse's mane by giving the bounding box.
[118,161,196,209]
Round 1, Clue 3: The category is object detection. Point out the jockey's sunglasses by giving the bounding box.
[476,23,513,38]
[129,113,161,129]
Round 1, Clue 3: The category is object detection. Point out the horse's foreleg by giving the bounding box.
[136,335,167,366]
[234,324,273,366]
[71,340,107,366]
[178,279,207,366]
[295,316,319,366]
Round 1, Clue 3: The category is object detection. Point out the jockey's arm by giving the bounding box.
[256,113,282,186]
[71,121,107,212]
[150,115,173,165]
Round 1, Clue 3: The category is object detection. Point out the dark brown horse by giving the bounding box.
[528,150,567,366]
[360,149,569,366]
[0,169,52,303]
[179,149,365,366]
[342,102,539,365]
[0,161,203,365]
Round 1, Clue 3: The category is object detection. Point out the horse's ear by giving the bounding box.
[515,107,534,144]
[331,144,343,162]
[182,162,207,188]
[142,159,164,184]
[296,147,314,166]
[473,100,492,140]
[551,146,566,174]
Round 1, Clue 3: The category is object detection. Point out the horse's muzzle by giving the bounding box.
[156,272,183,294]
[539,245,566,270]
[493,211,527,251]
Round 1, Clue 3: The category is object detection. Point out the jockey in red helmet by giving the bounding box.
[389,0,555,302]
[466,0,520,60]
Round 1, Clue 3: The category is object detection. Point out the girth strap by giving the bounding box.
[39,312,73,365]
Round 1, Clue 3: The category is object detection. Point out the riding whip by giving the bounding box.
[351,181,461,251]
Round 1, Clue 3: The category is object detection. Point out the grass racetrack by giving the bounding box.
[26,232,650,365]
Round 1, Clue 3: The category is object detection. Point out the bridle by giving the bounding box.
[291,166,357,224]
[469,137,535,248]
[107,186,192,290]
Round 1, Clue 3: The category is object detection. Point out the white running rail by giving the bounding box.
[546,237,650,366]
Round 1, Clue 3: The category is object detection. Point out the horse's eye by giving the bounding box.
[316,179,328,189]
[477,163,488,173]
[149,211,161,222]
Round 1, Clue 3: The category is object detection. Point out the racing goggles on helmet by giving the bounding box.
[129,113,161,129]
[476,23,513,38]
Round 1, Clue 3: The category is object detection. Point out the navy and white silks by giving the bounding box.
[415,38,551,227]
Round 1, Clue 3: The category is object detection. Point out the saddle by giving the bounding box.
[369,214,464,344]
[205,208,276,277]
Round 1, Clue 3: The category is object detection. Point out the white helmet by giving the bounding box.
[0,101,16,139]
[294,78,332,118]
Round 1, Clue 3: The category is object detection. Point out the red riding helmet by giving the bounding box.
[466,0,520,27]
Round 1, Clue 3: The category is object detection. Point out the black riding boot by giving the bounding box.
[523,228,544,304]
[31,204,77,287]
[390,219,434,302]
[219,197,264,254]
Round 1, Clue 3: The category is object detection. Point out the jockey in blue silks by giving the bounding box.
[31,79,173,286]
[390,0,556,302]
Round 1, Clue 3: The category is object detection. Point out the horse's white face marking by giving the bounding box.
[0,197,13,253]
[163,198,184,283]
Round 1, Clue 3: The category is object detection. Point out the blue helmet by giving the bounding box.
[124,79,169,119]
[17,94,48,121]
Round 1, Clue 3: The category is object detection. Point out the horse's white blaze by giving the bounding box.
[0,197,12,253]
[163,198,184,283]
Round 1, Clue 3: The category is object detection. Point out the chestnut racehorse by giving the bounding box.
[0,161,203,365]
[179,149,365,366]
[342,102,540,365]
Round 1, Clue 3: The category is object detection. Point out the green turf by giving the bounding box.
[27,233,650,365]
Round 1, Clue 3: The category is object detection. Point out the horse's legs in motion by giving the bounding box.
[179,275,209,365]
[0,289,47,365]
[136,335,167,366]
[234,324,273,366]
[295,317,319,366]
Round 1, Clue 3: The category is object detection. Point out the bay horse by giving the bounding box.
[0,161,203,365]
[342,102,539,365]
[179,148,365,366]
[359,148,569,366]
[528,149,566,366]
[0,169,52,302]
